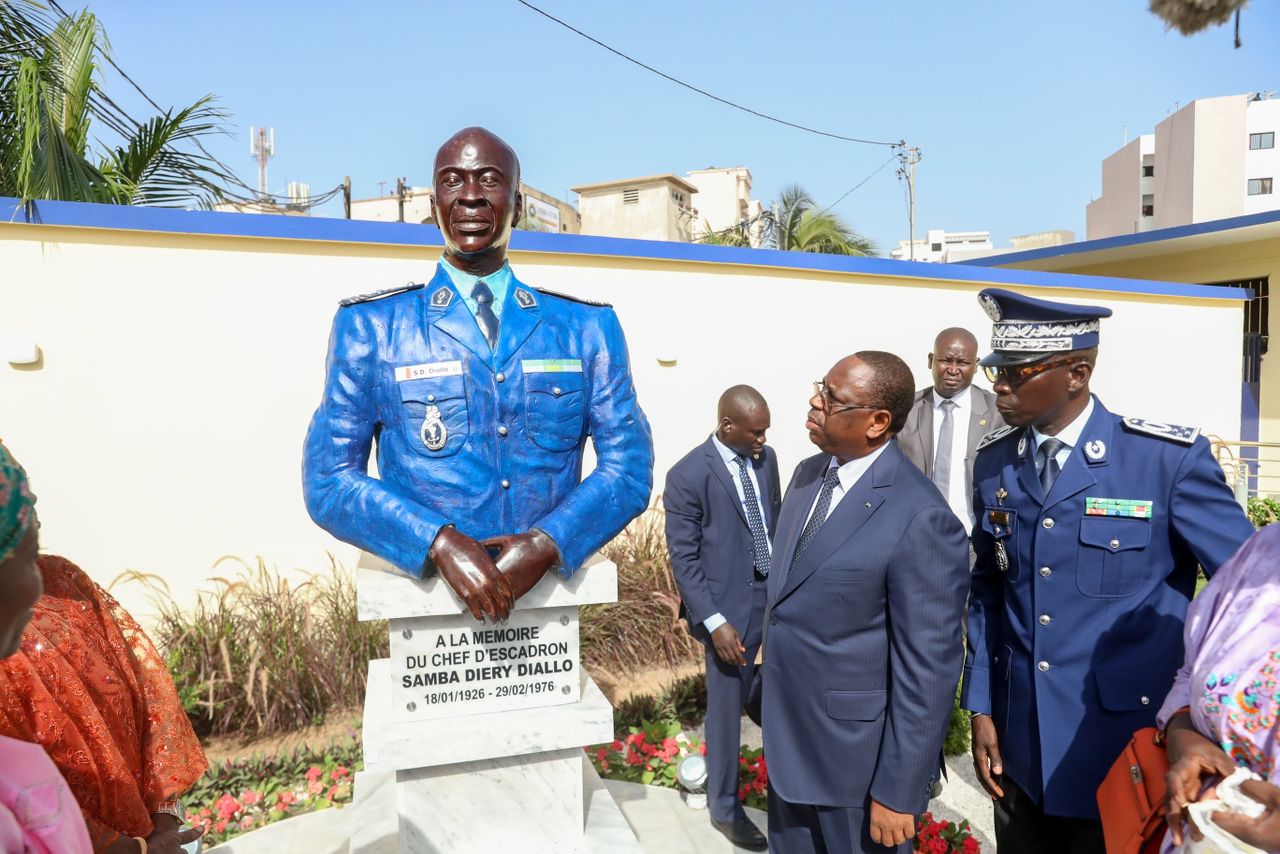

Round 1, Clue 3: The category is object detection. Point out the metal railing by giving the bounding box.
[1207,435,1280,501]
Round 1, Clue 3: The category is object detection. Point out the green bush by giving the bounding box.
[122,557,388,738]
[944,687,970,757]
[1248,496,1280,527]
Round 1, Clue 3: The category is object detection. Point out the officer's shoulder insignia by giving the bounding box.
[339,282,425,307]
[532,287,611,308]
[513,287,537,309]
[1121,417,1200,445]
[976,425,1018,451]
[429,287,454,308]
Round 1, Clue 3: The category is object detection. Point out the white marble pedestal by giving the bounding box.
[355,553,637,853]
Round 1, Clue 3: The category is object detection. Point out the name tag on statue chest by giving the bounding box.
[389,606,581,721]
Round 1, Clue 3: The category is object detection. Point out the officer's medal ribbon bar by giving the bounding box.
[1085,497,1153,518]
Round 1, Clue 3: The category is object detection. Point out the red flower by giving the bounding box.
[610,739,623,752]
[214,794,241,821]
[308,780,324,795]
[625,748,643,767]
[240,790,262,806]
[304,766,324,782]
[699,742,707,756]
[596,748,608,762]
[327,785,339,800]
[963,836,980,853]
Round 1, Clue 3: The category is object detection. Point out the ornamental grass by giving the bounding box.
[118,556,389,738]
[583,504,701,674]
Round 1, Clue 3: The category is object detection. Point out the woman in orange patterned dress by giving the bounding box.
[0,551,208,853]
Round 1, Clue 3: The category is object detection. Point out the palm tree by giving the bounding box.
[766,184,875,256]
[697,220,752,247]
[0,3,230,205]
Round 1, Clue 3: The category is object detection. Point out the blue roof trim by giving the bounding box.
[1,196,1247,302]
[958,209,1280,268]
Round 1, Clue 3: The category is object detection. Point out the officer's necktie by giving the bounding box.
[932,399,957,496]
[1038,437,1066,494]
[790,467,841,571]
[471,280,499,349]
[735,455,771,576]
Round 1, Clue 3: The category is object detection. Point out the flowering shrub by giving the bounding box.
[187,755,357,846]
[587,718,705,787]
[915,811,981,853]
[737,747,767,810]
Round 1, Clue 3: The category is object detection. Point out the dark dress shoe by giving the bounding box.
[711,816,768,850]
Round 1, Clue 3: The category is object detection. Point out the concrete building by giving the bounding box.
[350,183,580,233]
[572,174,699,243]
[890,229,993,263]
[685,166,766,246]
[953,230,1078,263]
[1087,92,1280,239]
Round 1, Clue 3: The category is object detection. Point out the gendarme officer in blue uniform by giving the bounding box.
[302,127,653,621]
[960,288,1253,853]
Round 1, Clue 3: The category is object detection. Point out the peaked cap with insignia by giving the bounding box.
[977,287,1113,368]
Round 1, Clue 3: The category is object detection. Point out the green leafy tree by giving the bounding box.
[767,184,876,255]
[0,2,230,205]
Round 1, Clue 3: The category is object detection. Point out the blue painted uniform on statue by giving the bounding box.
[302,262,655,578]
[960,288,1254,821]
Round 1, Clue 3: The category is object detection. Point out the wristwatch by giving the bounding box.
[155,799,185,822]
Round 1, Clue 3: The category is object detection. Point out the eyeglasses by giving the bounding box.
[983,356,1088,389]
[811,380,883,415]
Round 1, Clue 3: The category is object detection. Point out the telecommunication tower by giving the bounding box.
[249,126,275,198]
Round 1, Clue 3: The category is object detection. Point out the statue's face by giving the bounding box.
[431,129,521,259]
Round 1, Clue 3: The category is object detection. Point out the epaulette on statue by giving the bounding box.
[533,287,611,308]
[1121,417,1199,445]
[975,425,1018,452]
[339,283,425,307]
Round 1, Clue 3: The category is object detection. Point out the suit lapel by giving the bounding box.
[774,444,900,605]
[752,451,779,534]
[493,275,541,369]
[703,439,748,527]
[426,267,492,366]
[767,458,823,602]
[913,393,934,475]
[1043,400,1111,510]
[968,391,994,451]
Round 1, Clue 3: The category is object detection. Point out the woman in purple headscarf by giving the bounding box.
[0,441,93,853]
[1160,522,1280,851]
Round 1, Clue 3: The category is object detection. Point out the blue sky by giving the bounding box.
[87,0,1278,253]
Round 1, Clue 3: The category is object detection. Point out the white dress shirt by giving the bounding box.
[930,385,975,532]
[703,436,774,635]
[1032,397,1095,476]
[807,443,891,524]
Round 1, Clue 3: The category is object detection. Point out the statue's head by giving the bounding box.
[430,127,522,263]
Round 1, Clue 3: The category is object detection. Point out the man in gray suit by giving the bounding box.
[898,327,1003,533]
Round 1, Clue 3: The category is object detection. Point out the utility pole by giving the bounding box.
[249,126,275,199]
[396,177,407,223]
[896,144,922,261]
[343,176,352,219]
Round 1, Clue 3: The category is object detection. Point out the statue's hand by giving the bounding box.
[484,531,559,603]
[430,527,515,622]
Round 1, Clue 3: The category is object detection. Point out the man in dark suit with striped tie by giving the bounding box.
[760,352,970,853]
[664,385,781,850]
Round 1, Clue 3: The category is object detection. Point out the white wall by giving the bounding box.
[1245,99,1280,216]
[0,222,1244,621]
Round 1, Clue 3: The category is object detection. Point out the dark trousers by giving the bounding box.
[704,579,767,823]
[993,777,1105,854]
[768,790,909,854]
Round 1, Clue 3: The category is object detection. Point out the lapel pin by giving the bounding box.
[864,501,872,509]
[1017,435,1028,457]
[979,418,988,427]
[1085,440,1106,461]
[996,487,1008,506]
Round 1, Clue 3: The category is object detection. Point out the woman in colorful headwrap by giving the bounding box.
[1160,522,1280,851]
[0,441,93,853]
[0,443,207,854]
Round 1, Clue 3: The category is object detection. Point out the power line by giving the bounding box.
[817,153,899,216]
[513,0,903,149]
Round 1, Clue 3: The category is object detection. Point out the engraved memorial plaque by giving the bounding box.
[390,606,580,721]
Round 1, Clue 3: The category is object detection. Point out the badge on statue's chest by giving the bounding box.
[420,404,448,451]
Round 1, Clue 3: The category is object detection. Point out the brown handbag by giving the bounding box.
[1097,727,1170,854]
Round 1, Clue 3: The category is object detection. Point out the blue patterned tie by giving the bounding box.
[471,280,499,349]
[791,467,841,569]
[735,455,771,576]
